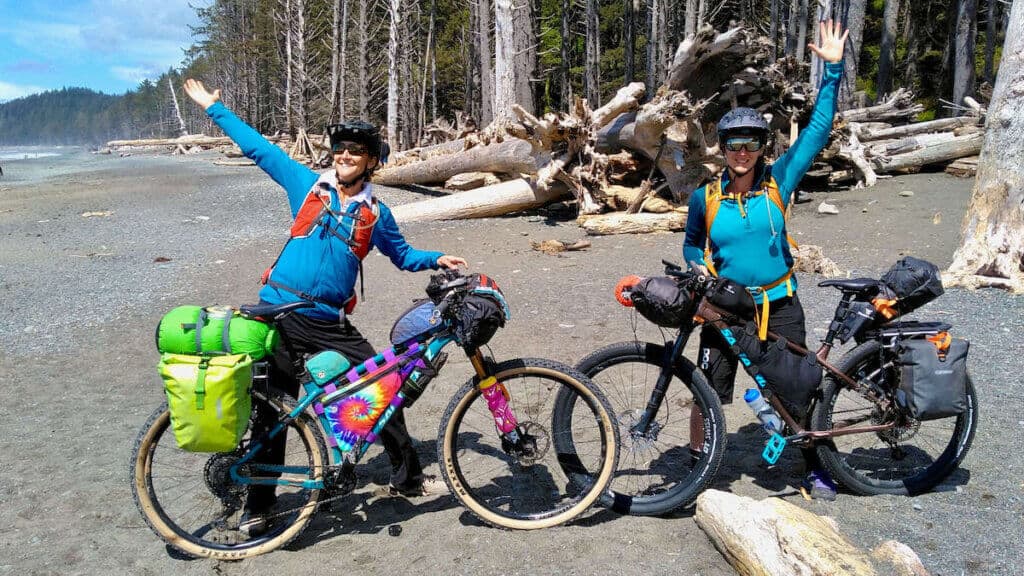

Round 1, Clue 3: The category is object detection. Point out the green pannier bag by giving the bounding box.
[160,353,253,452]
[156,305,278,359]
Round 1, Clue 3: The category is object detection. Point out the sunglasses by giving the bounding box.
[331,141,370,156]
[724,137,765,152]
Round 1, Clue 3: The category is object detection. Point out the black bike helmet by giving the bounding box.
[716,107,769,144]
[326,120,391,163]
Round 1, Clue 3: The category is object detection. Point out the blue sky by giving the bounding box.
[0,0,207,101]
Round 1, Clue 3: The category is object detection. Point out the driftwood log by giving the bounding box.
[873,132,984,173]
[695,490,930,576]
[390,179,569,223]
[374,139,541,186]
[577,211,688,235]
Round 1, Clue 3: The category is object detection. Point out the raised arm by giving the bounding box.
[183,79,316,215]
[771,21,849,199]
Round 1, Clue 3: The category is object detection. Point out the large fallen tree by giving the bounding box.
[375,24,984,229]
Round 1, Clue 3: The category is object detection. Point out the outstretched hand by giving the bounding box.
[807,19,849,64]
[437,255,468,270]
[183,78,221,110]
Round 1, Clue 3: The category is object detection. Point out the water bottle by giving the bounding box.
[744,388,782,435]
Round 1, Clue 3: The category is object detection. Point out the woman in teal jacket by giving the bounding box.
[683,20,848,500]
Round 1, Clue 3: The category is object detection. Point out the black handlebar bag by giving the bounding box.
[631,276,693,328]
[896,338,969,420]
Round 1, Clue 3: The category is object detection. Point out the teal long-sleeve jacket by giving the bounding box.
[683,61,844,303]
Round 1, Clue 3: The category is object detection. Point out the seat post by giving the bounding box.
[823,292,856,347]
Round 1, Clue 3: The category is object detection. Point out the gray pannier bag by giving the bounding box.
[896,338,969,420]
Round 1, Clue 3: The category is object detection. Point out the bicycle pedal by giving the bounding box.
[761,432,787,465]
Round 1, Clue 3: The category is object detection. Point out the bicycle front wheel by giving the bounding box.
[130,392,327,559]
[813,340,978,496]
[569,341,726,516]
[438,358,619,529]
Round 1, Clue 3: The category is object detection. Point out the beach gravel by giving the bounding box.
[0,150,1021,575]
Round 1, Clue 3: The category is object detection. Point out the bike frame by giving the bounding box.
[229,323,513,491]
[630,280,941,452]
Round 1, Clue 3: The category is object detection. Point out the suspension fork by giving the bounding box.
[634,326,693,434]
[468,349,522,441]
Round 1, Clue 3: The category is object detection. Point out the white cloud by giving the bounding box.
[111,65,163,85]
[0,81,48,101]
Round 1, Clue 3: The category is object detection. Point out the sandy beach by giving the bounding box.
[1,149,1021,575]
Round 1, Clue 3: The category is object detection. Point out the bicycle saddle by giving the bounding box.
[818,277,881,295]
[239,301,314,321]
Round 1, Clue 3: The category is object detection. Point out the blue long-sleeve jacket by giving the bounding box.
[205,102,442,320]
[683,62,843,303]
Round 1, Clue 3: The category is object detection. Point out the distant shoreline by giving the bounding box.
[0,145,78,161]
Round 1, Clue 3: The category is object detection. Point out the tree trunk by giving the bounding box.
[330,0,349,122]
[357,0,369,119]
[399,4,414,150]
[770,0,780,60]
[796,0,809,62]
[282,0,294,134]
[876,0,899,100]
[560,0,573,110]
[478,0,494,125]
[387,0,402,150]
[810,0,831,88]
[983,0,999,84]
[168,79,188,137]
[513,0,537,116]
[493,0,518,120]
[947,0,1024,292]
[339,0,349,121]
[585,0,601,108]
[624,0,635,83]
[685,0,697,38]
[787,0,799,56]
[841,0,868,109]
[646,0,661,95]
[430,0,438,121]
[902,7,920,92]
[953,0,978,111]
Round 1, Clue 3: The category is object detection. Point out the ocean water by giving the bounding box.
[0,146,69,160]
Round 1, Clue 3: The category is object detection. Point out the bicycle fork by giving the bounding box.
[634,328,693,438]
[468,350,537,461]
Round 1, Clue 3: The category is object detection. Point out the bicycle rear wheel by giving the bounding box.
[568,341,726,516]
[130,392,326,559]
[438,358,619,529]
[813,340,978,496]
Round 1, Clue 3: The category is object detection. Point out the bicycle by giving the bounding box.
[130,270,619,559]
[558,260,977,516]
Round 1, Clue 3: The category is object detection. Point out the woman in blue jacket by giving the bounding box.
[683,20,848,500]
[184,80,466,535]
